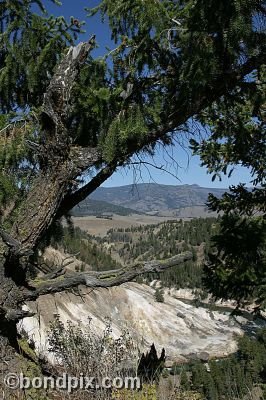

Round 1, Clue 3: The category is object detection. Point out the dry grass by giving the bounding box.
[70,215,178,237]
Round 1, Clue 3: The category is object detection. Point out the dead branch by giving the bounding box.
[42,35,96,128]
[40,252,81,280]
[130,160,181,181]
[25,251,193,300]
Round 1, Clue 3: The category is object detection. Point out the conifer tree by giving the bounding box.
[154,287,164,303]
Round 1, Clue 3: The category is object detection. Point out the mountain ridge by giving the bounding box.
[89,183,227,213]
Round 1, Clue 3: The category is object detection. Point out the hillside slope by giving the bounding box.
[71,198,143,216]
[90,183,226,213]
[20,283,243,365]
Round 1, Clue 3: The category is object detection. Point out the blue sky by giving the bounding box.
[44,0,254,189]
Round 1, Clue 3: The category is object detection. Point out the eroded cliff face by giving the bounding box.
[19,282,244,365]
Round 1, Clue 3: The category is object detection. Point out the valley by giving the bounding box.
[23,209,265,367]
[16,183,266,399]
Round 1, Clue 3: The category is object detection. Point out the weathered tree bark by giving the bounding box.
[0,37,101,350]
[24,251,193,299]
[3,37,100,259]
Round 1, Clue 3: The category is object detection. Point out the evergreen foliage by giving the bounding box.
[106,218,218,290]
[177,328,266,400]
[0,0,83,220]
[0,0,83,111]
[191,65,266,308]
[71,198,143,217]
[204,214,266,307]
[154,288,164,303]
[50,218,219,293]
[138,344,166,383]
[51,226,121,272]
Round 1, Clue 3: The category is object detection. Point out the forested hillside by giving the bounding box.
[49,219,266,400]
[174,329,266,400]
[54,215,264,308]
[71,198,143,216]
[54,218,218,292]
[107,218,219,290]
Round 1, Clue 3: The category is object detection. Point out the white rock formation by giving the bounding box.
[19,282,244,364]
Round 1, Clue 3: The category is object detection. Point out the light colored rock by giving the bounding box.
[18,283,245,364]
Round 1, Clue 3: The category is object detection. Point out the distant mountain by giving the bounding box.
[89,183,226,214]
[71,198,143,217]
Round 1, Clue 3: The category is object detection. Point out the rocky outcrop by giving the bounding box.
[19,282,245,365]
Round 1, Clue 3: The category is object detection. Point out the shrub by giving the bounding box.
[48,316,139,399]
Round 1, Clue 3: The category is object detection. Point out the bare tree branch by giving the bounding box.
[42,35,96,128]
[24,251,192,300]
[130,159,181,182]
